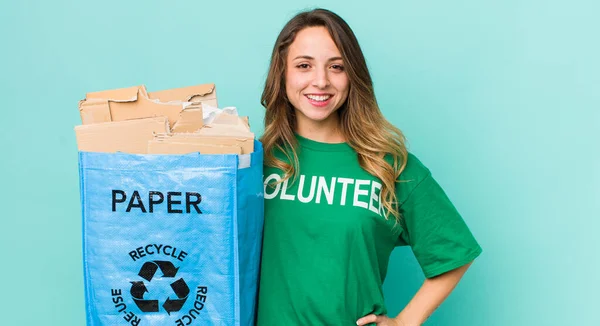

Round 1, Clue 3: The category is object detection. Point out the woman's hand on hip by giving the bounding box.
[356,314,405,326]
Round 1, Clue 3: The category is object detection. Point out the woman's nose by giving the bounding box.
[312,67,330,89]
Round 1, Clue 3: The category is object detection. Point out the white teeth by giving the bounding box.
[306,95,331,101]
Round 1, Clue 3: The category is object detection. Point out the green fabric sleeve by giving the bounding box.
[398,173,482,278]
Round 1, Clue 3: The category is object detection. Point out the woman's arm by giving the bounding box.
[357,262,473,326]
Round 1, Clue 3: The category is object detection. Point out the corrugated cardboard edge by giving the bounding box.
[74,116,169,154]
[149,83,217,107]
[171,107,204,133]
[85,85,147,102]
[79,85,148,124]
[108,89,186,128]
[79,100,112,125]
[148,140,242,155]
[79,84,212,128]
[195,125,255,139]
[154,132,254,154]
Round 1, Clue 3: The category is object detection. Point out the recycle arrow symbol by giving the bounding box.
[131,260,190,315]
[163,278,190,315]
[130,281,159,313]
[138,261,180,282]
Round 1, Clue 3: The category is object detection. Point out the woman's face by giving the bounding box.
[285,26,349,126]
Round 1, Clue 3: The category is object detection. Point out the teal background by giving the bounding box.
[0,0,598,325]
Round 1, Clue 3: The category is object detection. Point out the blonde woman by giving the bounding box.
[258,8,482,326]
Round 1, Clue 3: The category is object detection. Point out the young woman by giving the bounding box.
[257,8,482,326]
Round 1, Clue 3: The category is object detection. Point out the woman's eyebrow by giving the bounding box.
[292,55,344,62]
[293,55,314,60]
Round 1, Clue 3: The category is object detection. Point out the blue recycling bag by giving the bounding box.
[78,140,264,326]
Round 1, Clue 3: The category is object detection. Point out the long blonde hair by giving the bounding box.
[260,8,408,220]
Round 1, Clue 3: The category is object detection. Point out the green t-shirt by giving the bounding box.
[256,134,482,325]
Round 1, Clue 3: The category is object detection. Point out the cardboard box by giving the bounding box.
[74,116,169,154]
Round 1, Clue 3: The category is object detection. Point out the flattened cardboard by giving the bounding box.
[212,112,251,130]
[108,88,185,129]
[171,107,204,133]
[195,111,254,141]
[79,100,112,125]
[148,140,241,155]
[154,133,254,154]
[79,85,149,124]
[149,83,217,108]
[75,116,169,154]
[195,125,254,139]
[79,84,210,131]
[86,85,147,101]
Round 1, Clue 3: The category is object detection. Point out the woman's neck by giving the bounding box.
[295,113,345,143]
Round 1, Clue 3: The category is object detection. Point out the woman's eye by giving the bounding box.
[297,63,310,69]
[331,64,345,71]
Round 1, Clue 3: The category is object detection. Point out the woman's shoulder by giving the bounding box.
[384,151,431,182]
[389,152,432,204]
[400,152,431,182]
